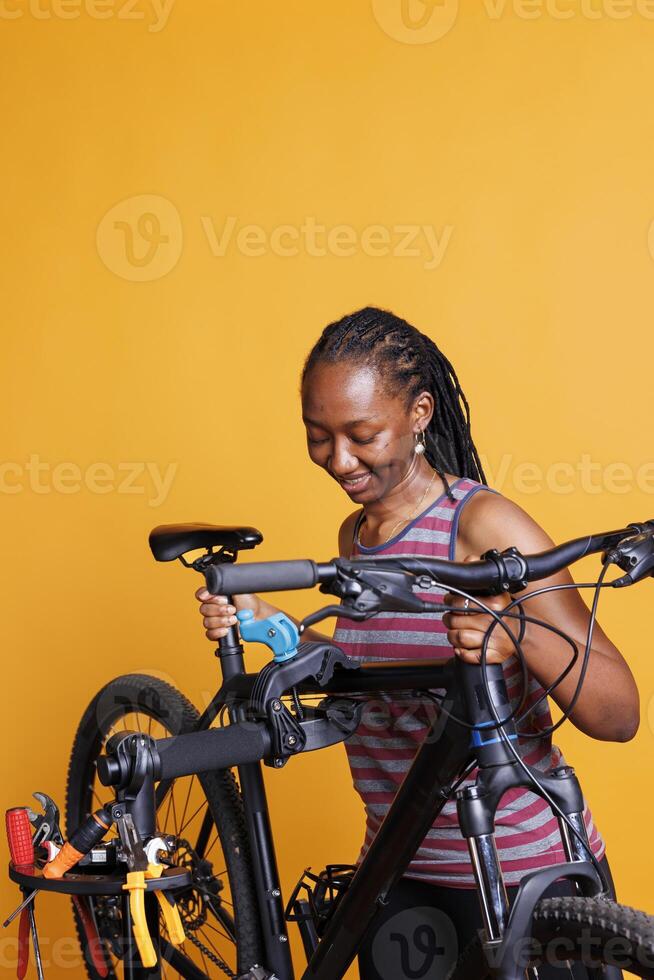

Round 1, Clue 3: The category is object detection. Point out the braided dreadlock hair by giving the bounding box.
[301,306,486,501]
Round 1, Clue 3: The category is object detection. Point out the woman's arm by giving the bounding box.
[446,491,640,743]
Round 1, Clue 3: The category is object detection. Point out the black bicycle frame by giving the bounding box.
[153,614,606,980]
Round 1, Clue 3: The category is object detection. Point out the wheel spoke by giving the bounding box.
[204,897,236,942]
[169,781,180,835]
[163,783,175,829]
[199,917,234,946]
[178,775,196,833]
[178,799,207,837]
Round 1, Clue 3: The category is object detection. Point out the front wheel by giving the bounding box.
[66,673,264,978]
[449,895,654,978]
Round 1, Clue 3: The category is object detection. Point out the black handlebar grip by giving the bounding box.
[156,722,271,779]
[205,559,320,596]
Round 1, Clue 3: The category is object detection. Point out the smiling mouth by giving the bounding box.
[338,472,373,491]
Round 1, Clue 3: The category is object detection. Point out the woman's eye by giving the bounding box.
[307,433,377,446]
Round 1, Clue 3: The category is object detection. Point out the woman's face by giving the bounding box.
[301,361,432,502]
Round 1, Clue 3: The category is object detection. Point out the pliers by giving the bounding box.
[27,792,64,864]
[115,812,185,968]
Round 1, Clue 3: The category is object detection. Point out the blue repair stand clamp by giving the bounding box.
[236,609,300,662]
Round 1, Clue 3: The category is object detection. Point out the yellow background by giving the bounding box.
[2,0,654,976]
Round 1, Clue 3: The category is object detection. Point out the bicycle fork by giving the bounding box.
[455,660,603,980]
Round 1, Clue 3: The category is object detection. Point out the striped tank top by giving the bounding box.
[332,476,605,888]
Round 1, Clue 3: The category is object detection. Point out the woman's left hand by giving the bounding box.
[443,554,517,664]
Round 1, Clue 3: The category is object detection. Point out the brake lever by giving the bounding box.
[604,528,654,587]
[320,560,429,614]
[299,604,370,632]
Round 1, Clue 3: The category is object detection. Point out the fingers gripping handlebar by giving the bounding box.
[203,524,654,598]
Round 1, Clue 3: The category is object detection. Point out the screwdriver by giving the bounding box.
[5,808,44,979]
[3,809,38,926]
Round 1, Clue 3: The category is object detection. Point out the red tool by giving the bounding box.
[16,904,29,980]
[72,896,109,978]
[5,807,45,979]
[4,809,38,927]
[5,809,34,870]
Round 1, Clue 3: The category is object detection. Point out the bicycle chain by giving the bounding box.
[182,928,237,979]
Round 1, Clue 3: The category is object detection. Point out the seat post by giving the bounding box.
[216,596,247,681]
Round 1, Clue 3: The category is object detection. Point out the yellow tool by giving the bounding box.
[116,814,185,968]
[123,863,185,967]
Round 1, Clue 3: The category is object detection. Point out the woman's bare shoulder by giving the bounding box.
[455,488,556,560]
[338,510,363,557]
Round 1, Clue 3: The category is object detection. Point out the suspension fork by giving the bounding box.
[455,659,518,940]
[550,766,594,867]
[455,659,613,979]
[454,659,545,979]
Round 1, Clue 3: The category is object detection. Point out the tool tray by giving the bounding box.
[8,863,192,896]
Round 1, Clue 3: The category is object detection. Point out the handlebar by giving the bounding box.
[205,558,325,595]
[204,522,654,598]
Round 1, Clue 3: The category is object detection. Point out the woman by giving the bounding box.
[196,307,639,979]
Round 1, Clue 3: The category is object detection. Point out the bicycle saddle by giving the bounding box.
[149,524,264,562]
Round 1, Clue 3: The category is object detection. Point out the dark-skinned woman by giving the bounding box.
[196,307,637,979]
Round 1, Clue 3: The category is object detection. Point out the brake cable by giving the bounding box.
[476,563,613,892]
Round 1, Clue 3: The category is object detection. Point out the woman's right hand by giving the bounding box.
[195,588,260,641]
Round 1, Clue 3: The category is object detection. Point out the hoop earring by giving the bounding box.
[414,430,427,455]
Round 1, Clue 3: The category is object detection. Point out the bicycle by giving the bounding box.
[57,517,654,979]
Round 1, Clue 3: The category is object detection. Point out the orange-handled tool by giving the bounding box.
[44,808,112,879]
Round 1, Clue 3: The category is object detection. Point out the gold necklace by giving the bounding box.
[362,468,438,547]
